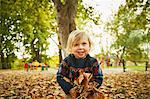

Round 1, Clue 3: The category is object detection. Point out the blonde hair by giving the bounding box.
[66,30,92,53]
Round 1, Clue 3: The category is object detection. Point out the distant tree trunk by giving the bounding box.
[145,61,149,71]
[133,61,138,66]
[0,51,4,69]
[56,30,63,63]
[0,36,11,69]
[122,59,126,72]
[59,47,62,63]
[31,39,41,62]
[52,0,77,58]
[120,47,126,72]
[0,35,4,69]
[58,34,62,63]
[6,56,11,69]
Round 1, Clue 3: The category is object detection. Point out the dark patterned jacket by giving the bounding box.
[57,54,103,94]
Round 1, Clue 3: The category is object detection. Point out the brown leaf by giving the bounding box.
[77,74,84,84]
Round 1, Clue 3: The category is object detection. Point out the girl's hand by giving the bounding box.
[69,87,77,99]
[82,73,92,90]
[83,73,92,81]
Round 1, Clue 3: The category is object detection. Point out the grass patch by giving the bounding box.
[105,65,149,71]
[126,65,147,71]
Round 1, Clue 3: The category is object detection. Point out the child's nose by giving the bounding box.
[79,44,84,48]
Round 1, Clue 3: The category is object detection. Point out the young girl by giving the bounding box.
[57,30,103,98]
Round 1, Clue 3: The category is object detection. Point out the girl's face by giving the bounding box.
[71,37,90,59]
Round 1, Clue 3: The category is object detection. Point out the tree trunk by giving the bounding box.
[0,51,4,69]
[0,35,4,69]
[52,0,78,58]
[6,56,11,69]
[145,61,149,71]
[120,47,126,72]
[133,61,138,66]
[31,39,41,62]
[122,59,126,72]
[115,55,120,66]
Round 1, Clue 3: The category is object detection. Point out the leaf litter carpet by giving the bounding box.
[0,70,150,99]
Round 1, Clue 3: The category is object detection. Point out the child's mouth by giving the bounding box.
[77,51,85,55]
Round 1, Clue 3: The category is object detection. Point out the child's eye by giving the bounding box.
[82,42,87,45]
[74,44,78,46]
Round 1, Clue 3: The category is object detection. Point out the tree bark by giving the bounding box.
[52,0,78,58]
[31,39,41,62]
[0,35,4,69]
[120,47,126,72]
[0,51,4,69]
[133,61,138,66]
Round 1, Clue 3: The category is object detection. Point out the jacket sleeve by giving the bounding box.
[92,59,103,88]
[56,61,73,94]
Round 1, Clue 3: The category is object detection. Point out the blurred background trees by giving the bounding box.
[106,0,149,69]
[0,0,149,69]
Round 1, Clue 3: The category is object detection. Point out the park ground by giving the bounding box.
[0,67,150,99]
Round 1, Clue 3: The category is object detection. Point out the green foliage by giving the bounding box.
[0,0,56,68]
[19,0,53,61]
[106,0,150,62]
[48,55,59,68]
[0,0,103,69]
[11,59,24,70]
[76,1,101,29]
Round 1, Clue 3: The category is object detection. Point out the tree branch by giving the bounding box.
[51,0,62,12]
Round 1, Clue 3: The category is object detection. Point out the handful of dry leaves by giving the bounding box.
[69,70,104,99]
